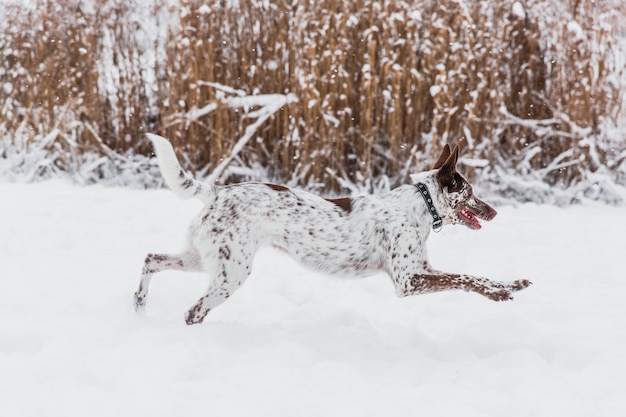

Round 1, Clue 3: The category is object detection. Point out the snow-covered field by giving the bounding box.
[1,180,625,416]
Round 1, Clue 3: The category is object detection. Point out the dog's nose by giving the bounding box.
[476,199,497,220]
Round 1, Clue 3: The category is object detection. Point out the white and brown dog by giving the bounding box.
[134,134,530,324]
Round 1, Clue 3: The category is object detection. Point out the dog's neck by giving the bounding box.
[409,171,445,231]
[415,182,443,232]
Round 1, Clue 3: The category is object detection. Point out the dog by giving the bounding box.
[134,134,530,324]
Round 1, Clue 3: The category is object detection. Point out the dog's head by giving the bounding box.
[431,144,497,230]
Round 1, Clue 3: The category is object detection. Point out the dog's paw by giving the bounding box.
[133,292,146,313]
[488,289,514,302]
[509,279,532,292]
[488,280,531,301]
[184,310,205,325]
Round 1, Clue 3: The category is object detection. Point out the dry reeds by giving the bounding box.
[0,0,623,195]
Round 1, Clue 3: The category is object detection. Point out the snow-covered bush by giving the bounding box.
[0,0,157,185]
[0,0,624,203]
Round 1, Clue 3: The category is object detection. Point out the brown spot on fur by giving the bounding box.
[410,273,461,293]
[218,246,231,260]
[325,197,353,214]
[181,177,194,189]
[148,254,168,262]
[265,183,289,192]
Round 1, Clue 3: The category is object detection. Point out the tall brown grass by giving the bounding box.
[0,0,624,195]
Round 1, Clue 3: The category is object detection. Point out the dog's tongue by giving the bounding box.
[459,208,481,229]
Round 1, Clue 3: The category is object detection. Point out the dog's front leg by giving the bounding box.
[395,271,530,301]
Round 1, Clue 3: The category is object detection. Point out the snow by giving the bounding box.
[429,85,442,97]
[512,2,526,20]
[567,20,584,41]
[1,180,625,416]
[198,4,211,15]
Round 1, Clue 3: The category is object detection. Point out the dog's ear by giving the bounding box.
[431,144,452,170]
[450,145,459,167]
[437,145,460,189]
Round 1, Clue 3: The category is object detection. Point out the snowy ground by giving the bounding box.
[1,180,625,417]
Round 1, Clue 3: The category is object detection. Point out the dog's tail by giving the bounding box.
[147,133,214,201]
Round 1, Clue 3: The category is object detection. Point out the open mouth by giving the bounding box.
[459,207,482,229]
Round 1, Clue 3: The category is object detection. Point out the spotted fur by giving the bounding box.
[134,134,530,325]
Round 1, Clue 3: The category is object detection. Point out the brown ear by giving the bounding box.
[431,144,451,170]
[437,145,460,186]
[449,145,459,167]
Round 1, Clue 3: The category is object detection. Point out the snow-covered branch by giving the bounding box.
[206,92,298,184]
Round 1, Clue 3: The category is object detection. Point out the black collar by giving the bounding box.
[415,183,443,232]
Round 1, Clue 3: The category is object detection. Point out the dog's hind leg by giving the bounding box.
[184,246,253,325]
[133,248,202,312]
